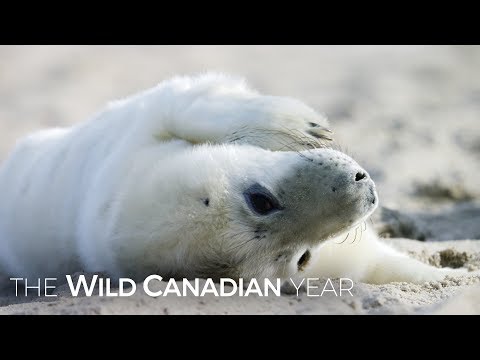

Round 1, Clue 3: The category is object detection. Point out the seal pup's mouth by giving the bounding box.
[321,186,379,242]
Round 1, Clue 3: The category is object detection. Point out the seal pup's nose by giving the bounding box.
[355,171,368,182]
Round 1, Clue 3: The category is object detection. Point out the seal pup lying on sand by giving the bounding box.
[0,73,471,284]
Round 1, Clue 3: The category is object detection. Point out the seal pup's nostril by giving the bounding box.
[355,172,367,182]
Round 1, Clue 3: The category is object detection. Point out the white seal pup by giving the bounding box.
[0,73,471,284]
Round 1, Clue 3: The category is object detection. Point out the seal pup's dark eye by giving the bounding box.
[249,194,274,214]
[244,183,283,216]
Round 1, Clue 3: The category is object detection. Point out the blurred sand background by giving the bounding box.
[1,45,480,314]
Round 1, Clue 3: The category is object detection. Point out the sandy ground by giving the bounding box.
[0,45,479,314]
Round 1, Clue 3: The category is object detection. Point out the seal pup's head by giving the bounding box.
[112,143,378,281]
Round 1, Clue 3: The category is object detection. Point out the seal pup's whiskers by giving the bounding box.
[358,221,367,243]
[228,234,258,253]
[350,226,359,244]
[336,232,350,244]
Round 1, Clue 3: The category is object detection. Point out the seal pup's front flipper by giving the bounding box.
[135,73,333,151]
[301,226,476,284]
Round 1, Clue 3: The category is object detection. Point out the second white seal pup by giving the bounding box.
[0,73,471,284]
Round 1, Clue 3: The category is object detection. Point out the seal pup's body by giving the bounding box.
[0,73,470,283]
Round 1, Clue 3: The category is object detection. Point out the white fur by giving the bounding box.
[302,228,468,284]
[0,73,470,283]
